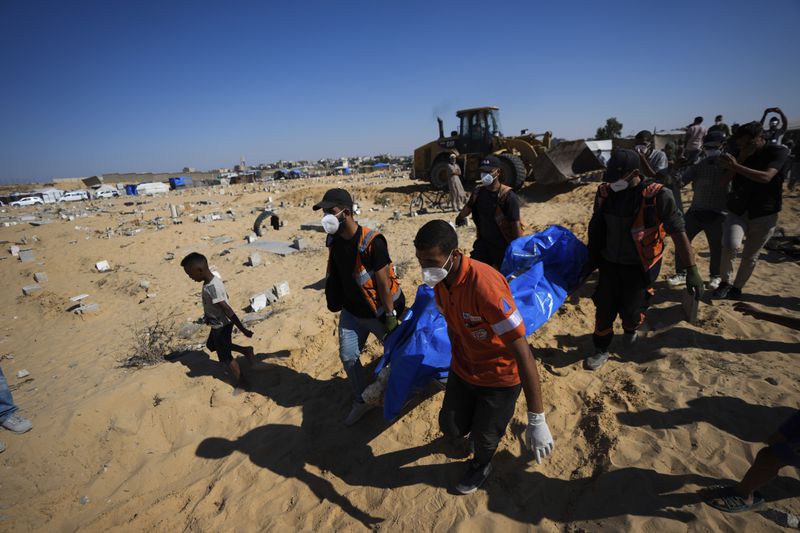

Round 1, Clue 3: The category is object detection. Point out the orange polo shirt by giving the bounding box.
[434,256,526,387]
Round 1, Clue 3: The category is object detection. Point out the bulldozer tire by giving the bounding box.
[497,154,527,190]
[429,161,451,191]
[253,210,271,237]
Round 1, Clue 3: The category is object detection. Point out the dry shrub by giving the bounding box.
[121,312,180,368]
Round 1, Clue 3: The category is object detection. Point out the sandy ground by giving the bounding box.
[0,173,798,532]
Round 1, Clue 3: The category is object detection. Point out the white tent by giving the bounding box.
[33,187,64,203]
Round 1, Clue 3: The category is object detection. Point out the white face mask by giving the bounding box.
[480,172,495,187]
[634,144,648,154]
[321,211,344,234]
[609,179,629,192]
[422,251,454,288]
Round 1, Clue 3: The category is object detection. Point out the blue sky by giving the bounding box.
[1,0,798,183]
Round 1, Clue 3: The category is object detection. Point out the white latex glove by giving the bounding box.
[526,412,554,464]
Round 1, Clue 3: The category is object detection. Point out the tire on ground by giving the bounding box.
[429,161,451,191]
[497,153,527,190]
[253,211,271,237]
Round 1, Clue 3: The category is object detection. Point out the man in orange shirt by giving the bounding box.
[414,220,554,494]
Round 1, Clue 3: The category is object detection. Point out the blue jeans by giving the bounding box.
[0,366,18,423]
[338,309,386,402]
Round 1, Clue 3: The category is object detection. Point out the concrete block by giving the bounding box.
[9,245,19,257]
[18,249,35,262]
[292,238,308,251]
[22,284,41,296]
[249,293,267,312]
[73,303,100,314]
[248,253,262,267]
[70,293,89,302]
[139,279,150,289]
[273,281,290,299]
[33,272,48,283]
[246,232,258,243]
[263,289,278,305]
[95,260,110,272]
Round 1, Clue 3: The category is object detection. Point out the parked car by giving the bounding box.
[58,190,90,202]
[10,196,44,207]
[96,188,120,199]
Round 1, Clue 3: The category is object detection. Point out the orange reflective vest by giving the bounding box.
[326,227,402,317]
[597,182,666,272]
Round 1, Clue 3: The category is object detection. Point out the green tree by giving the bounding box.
[595,117,623,140]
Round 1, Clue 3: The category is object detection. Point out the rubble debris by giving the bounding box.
[34,272,48,283]
[292,238,307,251]
[18,249,35,262]
[248,253,262,267]
[70,294,89,302]
[16,370,30,379]
[95,260,111,272]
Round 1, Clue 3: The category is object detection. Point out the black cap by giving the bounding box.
[603,149,642,182]
[312,188,353,211]
[479,155,502,171]
[703,130,725,147]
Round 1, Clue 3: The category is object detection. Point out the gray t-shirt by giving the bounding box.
[202,276,230,328]
[648,150,668,172]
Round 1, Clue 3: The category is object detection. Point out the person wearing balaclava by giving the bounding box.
[455,155,523,270]
[313,188,405,425]
[582,149,703,371]
[760,107,788,146]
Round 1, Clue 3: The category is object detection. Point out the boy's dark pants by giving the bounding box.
[439,372,521,467]
[592,258,660,352]
[207,323,234,364]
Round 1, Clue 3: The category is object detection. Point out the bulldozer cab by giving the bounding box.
[456,107,501,154]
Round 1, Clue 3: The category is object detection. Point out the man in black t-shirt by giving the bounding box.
[314,188,405,425]
[455,156,523,269]
[714,122,789,299]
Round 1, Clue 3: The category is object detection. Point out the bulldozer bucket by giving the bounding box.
[532,140,606,185]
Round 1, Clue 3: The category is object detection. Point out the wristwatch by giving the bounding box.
[388,309,397,317]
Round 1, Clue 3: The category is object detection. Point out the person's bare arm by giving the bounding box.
[218,300,253,337]
[760,109,769,127]
[373,265,395,316]
[720,153,777,184]
[510,221,523,240]
[776,107,788,134]
[506,337,544,413]
[456,195,474,222]
[671,231,695,268]
[638,151,657,178]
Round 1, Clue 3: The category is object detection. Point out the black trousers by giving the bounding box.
[471,238,507,270]
[439,371,521,466]
[592,259,659,351]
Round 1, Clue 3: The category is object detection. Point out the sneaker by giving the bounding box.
[712,281,732,299]
[455,460,493,495]
[623,331,638,345]
[585,351,610,370]
[666,273,686,286]
[344,401,373,426]
[707,276,722,290]
[727,286,742,300]
[1,414,32,434]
